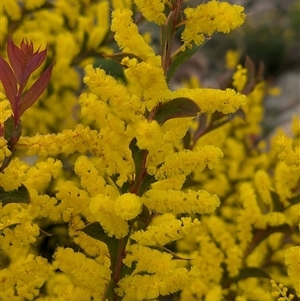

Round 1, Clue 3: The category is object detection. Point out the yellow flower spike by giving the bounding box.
[111,0,132,10]
[155,145,223,180]
[134,0,167,25]
[82,64,143,123]
[117,247,197,300]
[74,155,106,197]
[114,193,142,220]
[205,285,223,301]
[144,189,220,215]
[55,180,92,222]
[233,65,248,92]
[134,119,164,152]
[285,246,300,297]
[86,1,110,50]
[181,0,246,49]
[111,9,160,64]
[173,87,247,114]
[53,247,110,298]
[225,49,241,69]
[0,137,12,166]
[274,135,300,171]
[24,0,46,10]
[275,161,298,203]
[1,254,51,300]
[2,0,22,21]
[124,245,175,275]
[18,124,100,157]
[291,115,300,137]
[123,59,172,111]
[131,217,200,246]
[24,158,62,192]
[254,169,273,208]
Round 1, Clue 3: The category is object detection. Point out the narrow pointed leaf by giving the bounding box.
[18,63,53,117]
[7,36,24,84]
[167,39,210,82]
[139,173,155,197]
[149,245,193,260]
[234,267,270,282]
[39,228,53,237]
[0,57,17,112]
[22,48,48,86]
[103,52,142,67]
[154,97,200,125]
[129,138,144,181]
[245,224,292,258]
[242,56,257,94]
[161,11,174,73]
[1,223,21,231]
[289,194,300,206]
[78,222,119,269]
[270,191,283,212]
[3,116,22,148]
[0,184,31,207]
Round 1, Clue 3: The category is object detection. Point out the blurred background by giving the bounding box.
[175,0,300,137]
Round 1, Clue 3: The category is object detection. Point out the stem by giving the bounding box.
[130,150,149,195]
[112,238,126,301]
[105,235,130,301]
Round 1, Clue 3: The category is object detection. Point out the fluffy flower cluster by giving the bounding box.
[182,0,246,49]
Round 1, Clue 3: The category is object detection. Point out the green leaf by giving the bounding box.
[138,173,156,197]
[129,138,144,180]
[161,11,174,73]
[149,245,193,260]
[166,39,210,82]
[0,223,21,235]
[289,193,300,206]
[270,191,283,212]
[154,97,200,125]
[245,224,292,258]
[39,228,53,237]
[182,130,191,149]
[3,115,22,145]
[102,52,142,67]
[0,184,31,207]
[78,222,119,269]
[129,139,157,196]
[236,267,270,281]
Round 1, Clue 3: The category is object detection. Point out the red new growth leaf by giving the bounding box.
[7,36,23,85]
[1,36,53,126]
[18,62,53,117]
[0,56,18,114]
[7,37,47,90]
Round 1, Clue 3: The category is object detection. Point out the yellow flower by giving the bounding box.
[89,193,129,238]
[225,49,241,69]
[114,193,142,220]
[155,145,223,179]
[131,216,200,246]
[134,0,167,25]
[24,0,46,10]
[233,65,248,92]
[173,87,247,114]
[144,189,220,215]
[285,246,300,297]
[134,119,164,152]
[111,9,159,64]
[2,0,22,20]
[182,0,246,49]
[0,137,12,165]
[53,247,110,298]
